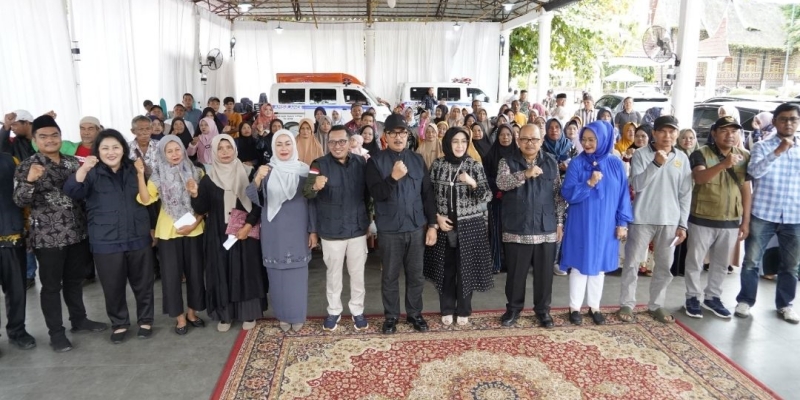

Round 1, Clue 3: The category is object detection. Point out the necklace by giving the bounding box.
[449,161,464,187]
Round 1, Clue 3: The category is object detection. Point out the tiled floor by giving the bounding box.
[0,253,796,399]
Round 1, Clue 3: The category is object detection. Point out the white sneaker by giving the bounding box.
[242,320,256,330]
[778,307,800,324]
[456,317,469,326]
[734,303,750,318]
[441,315,453,326]
[553,264,567,276]
[217,322,232,332]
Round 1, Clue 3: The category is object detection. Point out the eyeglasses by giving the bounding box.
[386,130,408,138]
[776,117,800,124]
[518,137,541,145]
[327,139,349,147]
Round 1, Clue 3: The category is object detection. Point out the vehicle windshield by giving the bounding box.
[363,87,383,108]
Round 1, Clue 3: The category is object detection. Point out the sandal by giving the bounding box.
[649,307,675,324]
[616,306,635,323]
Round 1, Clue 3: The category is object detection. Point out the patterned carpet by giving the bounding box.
[212,309,779,400]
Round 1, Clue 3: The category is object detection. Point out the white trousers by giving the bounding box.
[321,235,368,316]
[569,269,605,311]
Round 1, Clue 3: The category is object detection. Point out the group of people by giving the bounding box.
[1,89,799,356]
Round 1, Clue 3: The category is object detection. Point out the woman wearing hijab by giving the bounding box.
[331,109,344,126]
[188,116,220,168]
[482,124,518,274]
[315,115,333,155]
[246,130,318,332]
[424,127,493,326]
[202,107,226,134]
[403,107,417,129]
[750,111,775,146]
[63,130,155,343]
[676,128,699,157]
[543,118,577,176]
[614,122,638,155]
[189,134,266,332]
[255,119,282,168]
[417,122,444,169]
[136,136,206,335]
[532,116,547,134]
[470,122,491,160]
[254,103,275,131]
[434,105,449,124]
[561,121,633,325]
[436,121,449,139]
[447,107,464,128]
[641,107,662,127]
[565,117,583,154]
[169,117,193,149]
[295,117,323,165]
[476,109,492,142]
[360,125,381,155]
[464,114,477,129]
[235,121,259,166]
[532,103,547,119]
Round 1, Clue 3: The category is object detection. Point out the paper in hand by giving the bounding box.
[173,212,196,229]
[223,235,238,250]
[669,237,680,248]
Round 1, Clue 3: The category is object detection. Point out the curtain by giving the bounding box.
[0,0,81,141]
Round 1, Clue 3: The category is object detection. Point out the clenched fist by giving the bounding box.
[391,161,408,180]
[313,175,328,191]
[81,156,99,171]
[3,112,15,128]
[588,171,603,187]
[134,158,146,176]
[654,150,668,166]
[26,164,45,183]
[185,178,198,197]
[254,165,271,186]
[775,138,794,156]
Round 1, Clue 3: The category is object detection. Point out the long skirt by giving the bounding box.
[267,266,308,323]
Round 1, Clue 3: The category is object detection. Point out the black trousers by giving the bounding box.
[379,229,425,319]
[34,240,91,337]
[93,247,155,329]
[439,244,472,317]
[504,242,556,314]
[159,236,205,318]
[0,246,28,338]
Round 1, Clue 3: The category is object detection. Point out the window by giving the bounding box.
[277,89,305,104]
[594,96,621,110]
[309,88,337,104]
[744,58,758,73]
[467,88,488,101]
[770,57,784,73]
[410,87,429,101]
[344,89,369,105]
[721,59,733,72]
[437,87,461,101]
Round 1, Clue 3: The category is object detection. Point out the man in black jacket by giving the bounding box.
[366,114,438,334]
[1,110,36,162]
[304,125,371,332]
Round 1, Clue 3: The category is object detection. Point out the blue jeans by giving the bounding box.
[736,216,800,309]
[26,250,37,279]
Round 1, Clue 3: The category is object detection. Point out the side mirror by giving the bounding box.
[484,96,490,102]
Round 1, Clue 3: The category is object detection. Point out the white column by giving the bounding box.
[671,0,701,126]
[537,12,554,104]
[498,29,511,103]
[365,26,376,88]
[704,59,718,100]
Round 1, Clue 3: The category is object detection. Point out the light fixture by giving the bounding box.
[275,22,284,34]
[499,35,505,55]
[238,2,252,12]
[453,22,461,31]
[502,2,515,11]
[230,37,236,57]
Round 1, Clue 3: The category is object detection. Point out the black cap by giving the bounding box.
[711,116,742,131]
[31,115,60,135]
[384,113,408,131]
[556,93,567,99]
[654,115,679,131]
[208,96,220,103]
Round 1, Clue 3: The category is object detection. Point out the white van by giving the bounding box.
[396,82,501,117]
[269,73,391,132]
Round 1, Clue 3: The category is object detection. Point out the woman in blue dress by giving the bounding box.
[560,121,633,325]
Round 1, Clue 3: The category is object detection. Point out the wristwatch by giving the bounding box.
[428,224,439,230]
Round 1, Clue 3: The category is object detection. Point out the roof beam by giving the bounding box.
[435,0,448,19]
[291,0,302,20]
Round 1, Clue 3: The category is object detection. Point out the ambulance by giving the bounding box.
[269,73,391,132]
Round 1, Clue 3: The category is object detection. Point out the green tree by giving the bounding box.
[510,0,637,85]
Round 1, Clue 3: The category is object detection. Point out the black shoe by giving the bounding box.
[25,278,35,290]
[174,324,188,335]
[406,315,429,332]
[110,330,127,344]
[50,334,73,353]
[568,311,582,325]
[703,263,710,272]
[382,318,398,334]
[588,309,606,325]
[187,317,206,328]
[536,312,554,328]
[71,319,108,333]
[9,332,36,350]
[500,310,520,327]
[137,326,153,339]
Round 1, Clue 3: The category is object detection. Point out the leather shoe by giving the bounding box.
[174,324,188,335]
[50,334,73,353]
[137,326,153,339]
[71,319,108,333]
[382,318,398,334]
[500,310,520,327]
[187,316,206,328]
[588,309,606,325]
[9,332,36,350]
[536,312,554,328]
[568,311,582,325]
[406,315,429,332]
[110,330,127,344]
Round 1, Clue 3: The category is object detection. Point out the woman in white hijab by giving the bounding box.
[246,130,318,332]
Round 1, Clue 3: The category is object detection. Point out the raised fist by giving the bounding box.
[26,164,45,182]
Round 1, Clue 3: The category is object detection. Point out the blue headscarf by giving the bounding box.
[580,120,614,172]
[542,118,572,162]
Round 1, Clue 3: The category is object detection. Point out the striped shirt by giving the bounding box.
[748,134,800,224]
[574,108,596,126]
